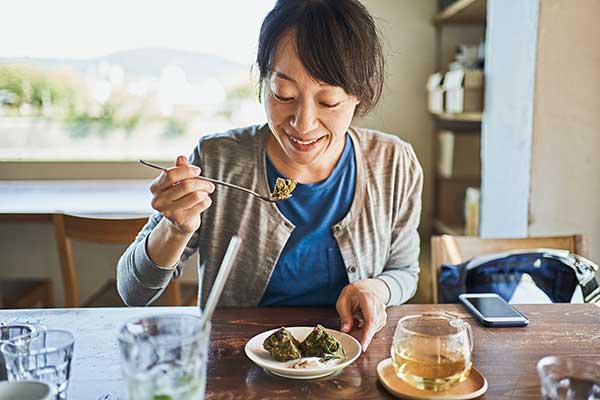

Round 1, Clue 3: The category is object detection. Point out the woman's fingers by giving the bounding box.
[337,282,388,351]
[153,166,198,191]
[150,156,214,209]
[171,196,213,223]
[159,177,215,204]
[165,189,211,213]
[185,196,213,215]
[357,292,379,351]
[148,156,215,235]
[336,279,391,352]
[150,155,201,194]
[175,155,188,167]
[336,288,355,333]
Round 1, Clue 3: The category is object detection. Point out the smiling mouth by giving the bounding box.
[288,135,323,145]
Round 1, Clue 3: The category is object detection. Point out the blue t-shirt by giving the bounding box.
[259,134,356,306]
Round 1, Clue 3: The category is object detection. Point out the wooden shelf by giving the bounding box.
[431,112,483,122]
[433,219,466,236]
[433,0,487,25]
[431,0,486,239]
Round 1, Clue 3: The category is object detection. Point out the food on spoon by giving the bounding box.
[263,327,303,361]
[271,178,297,200]
[299,324,341,357]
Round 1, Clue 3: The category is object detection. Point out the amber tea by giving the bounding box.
[392,313,474,392]
[392,336,472,391]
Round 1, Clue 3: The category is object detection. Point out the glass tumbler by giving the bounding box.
[0,324,41,381]
[392,313,474,392]
[118,314,211,400]
[1,329,75,400]
[537,356,600,400]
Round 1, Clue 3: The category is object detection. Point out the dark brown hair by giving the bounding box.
[256,0,385,116]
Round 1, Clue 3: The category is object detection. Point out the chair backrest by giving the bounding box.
[430,234,587,303]
[53,213,182,307]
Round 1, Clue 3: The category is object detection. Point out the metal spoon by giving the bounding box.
[139,159,291,203]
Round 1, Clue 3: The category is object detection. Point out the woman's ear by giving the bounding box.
[352,97,361,114]
[257,78,266,105]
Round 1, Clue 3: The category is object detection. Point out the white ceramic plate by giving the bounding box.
[0,381,52,400]
[245,326,361,380]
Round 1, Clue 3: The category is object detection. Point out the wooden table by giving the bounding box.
[0,180,153,221]
[0,304,598,399]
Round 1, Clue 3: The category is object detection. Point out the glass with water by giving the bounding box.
[538,356,600,400]
[0,323,41,380]
[118,314,211,400]
[1,329,75,399]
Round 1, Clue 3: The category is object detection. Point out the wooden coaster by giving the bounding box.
[377,358,488,400]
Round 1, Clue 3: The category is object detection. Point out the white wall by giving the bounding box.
[480,0,539,237]
[529,0,600,261]
[359,0,437,240]
[481,0,600,263]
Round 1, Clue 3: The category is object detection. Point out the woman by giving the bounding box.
[117,0,422,352]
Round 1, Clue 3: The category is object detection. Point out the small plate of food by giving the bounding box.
[244,325,361,379]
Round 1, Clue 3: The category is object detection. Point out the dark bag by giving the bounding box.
[439,251,599,304]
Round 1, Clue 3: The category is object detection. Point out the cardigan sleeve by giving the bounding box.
[116,144,205,306]
[376,144,423,306]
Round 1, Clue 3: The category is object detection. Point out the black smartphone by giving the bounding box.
[459,293,529,327]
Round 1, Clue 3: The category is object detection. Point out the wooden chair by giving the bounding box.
[0,279,54,309]
[53,213,197,308]
[430,234,587,303]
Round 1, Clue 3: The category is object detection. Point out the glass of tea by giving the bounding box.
[391,313,474,392]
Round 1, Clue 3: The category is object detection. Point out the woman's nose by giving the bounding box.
[290,103,318,134]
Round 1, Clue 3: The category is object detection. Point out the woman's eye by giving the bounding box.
[273,93,293,102]
[320,101,341,108]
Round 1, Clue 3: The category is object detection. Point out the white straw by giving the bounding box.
[199,235,242,330]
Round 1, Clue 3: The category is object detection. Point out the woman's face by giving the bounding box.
[264,32,360,182]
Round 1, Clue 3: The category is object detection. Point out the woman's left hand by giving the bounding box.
[336,278,389,352]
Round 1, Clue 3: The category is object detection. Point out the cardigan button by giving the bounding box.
[347,266,357,273]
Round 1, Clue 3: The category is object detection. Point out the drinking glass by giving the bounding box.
[118,314,211,400]
[537,356,600,400]
[1,329,75,399]
[0,324,41,381]
[391,313,474,392]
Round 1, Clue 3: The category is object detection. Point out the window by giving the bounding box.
[0,0,275,161]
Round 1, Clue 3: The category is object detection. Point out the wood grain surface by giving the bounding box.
[1,304,598,399]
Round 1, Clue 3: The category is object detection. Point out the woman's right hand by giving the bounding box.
[149,155,215,235]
